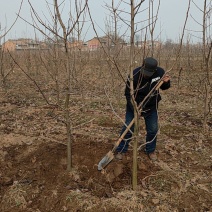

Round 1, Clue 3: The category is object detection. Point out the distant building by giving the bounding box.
[2,39,47,51]
[43,39,87,51]
[68,40,88,51]
[86,36,127,51]
[2,36,128,52]
[86,37,105,51]
[135,40,161,49]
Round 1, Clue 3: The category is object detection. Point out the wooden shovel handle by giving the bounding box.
[112,118,135,152]
[155,80,164,90]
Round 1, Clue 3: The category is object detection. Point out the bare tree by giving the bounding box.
[18,0,88,171]
[189,0,211,131]
[148,0,161,57]
[0,0,24,40]
[89,0,156,190]
[0,47,15,87]
[0,0,24,87]
[201,0,212,132]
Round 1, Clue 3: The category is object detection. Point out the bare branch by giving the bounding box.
[0,0,24,39]
[8,50,55,107]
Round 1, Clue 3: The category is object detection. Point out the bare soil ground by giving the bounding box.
[0,69,211,212]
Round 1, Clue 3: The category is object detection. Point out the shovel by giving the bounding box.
[97,80,164,171]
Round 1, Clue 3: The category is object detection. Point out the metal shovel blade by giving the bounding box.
[97,151,114,171]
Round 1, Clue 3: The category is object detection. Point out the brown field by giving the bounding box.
[0,49,211,211]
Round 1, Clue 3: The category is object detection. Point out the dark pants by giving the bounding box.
[116,104,158,154]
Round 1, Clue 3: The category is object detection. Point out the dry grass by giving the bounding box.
[1,182,27,211]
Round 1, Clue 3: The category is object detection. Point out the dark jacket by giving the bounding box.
[125,66,170,112]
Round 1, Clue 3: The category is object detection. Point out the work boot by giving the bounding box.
[148,152,157,161]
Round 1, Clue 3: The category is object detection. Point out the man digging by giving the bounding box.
[115,57,171,161]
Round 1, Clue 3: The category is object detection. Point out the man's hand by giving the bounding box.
[162,74,170,83]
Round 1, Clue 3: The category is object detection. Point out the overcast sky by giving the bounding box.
[0,0,209,43]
